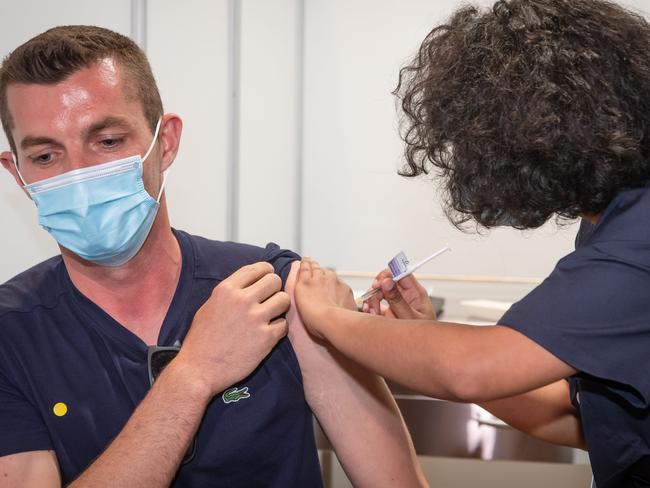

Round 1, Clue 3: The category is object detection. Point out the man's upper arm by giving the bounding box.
[284,262,426,487]
[0,450,61,488]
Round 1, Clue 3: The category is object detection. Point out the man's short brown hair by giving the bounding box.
[0,25,163,153]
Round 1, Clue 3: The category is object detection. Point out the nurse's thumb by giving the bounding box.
[381,278,416,319]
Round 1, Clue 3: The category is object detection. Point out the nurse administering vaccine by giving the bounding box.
[295,1,650,487]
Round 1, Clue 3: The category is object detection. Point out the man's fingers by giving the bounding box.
[268,317,289,341]
[247,272,282,302]
[260,291,291,320]
[226,261,275,288]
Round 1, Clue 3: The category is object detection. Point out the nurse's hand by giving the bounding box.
[363,269,436,320]
[294,257,356,338]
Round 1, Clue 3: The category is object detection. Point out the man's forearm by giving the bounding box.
[69,360,212,488]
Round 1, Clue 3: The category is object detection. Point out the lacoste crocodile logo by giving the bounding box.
[222,386,250,404]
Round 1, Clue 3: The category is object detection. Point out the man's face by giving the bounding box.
[3,57,160,193]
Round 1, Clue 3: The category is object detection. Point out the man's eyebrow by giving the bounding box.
[19,117,134,151]
[20,136,61,151]
[83,117,134,138]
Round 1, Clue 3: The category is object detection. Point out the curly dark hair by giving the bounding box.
[395,0,650,229]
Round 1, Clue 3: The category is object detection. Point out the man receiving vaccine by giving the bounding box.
[0,26,424,487]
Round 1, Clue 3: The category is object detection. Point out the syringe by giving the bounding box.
[357,246,451,303]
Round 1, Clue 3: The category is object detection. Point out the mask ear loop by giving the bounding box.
[12,153,28,187]
[156,169,169,203]
[142,117,163,162]
[143,117,168,204]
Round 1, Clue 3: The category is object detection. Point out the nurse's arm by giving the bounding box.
[296,259,577,403]
[284,262,428,488]
[0,450,61,488]
[479,380,586,449]
[315,307,586,448]
[319,308,576,400]
[363,269,586,450]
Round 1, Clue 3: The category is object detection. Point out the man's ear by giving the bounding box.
[158,113,183,173]
[0,150,26,188]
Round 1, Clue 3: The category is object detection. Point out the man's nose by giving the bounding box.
[65,147,95,171]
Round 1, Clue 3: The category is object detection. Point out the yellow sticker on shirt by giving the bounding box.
[53,402,68,417]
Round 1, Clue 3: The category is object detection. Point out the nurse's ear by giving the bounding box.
[0,150,28,191]
[157,114,182,173]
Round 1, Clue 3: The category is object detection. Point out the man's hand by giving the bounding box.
[65,262,290,488]
[174,262,290,397]
[294,258,356,338]
[363,269,435,320]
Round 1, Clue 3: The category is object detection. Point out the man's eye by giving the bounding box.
[100,137,122,148]
[31,153,53,164]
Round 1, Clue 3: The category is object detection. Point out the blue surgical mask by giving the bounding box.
[16,119,167,267]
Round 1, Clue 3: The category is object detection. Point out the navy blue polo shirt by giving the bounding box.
[500,185,650,488]
[0,230,322,487]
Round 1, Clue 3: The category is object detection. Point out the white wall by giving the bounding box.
[147,0,230,242]
[1,0,649,304]
[301,0,571,286]
[238,0,301,249]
